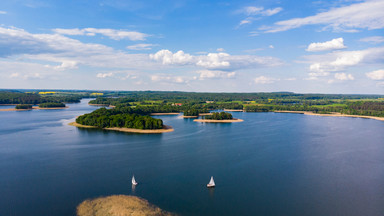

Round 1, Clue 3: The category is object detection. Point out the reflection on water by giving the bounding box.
[208,188,215,199]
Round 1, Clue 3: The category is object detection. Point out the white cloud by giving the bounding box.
[304,46,384,74]
[216,48,225,52]
[262,7,283,16]
[0,11,7,14]
[96,72,113,78]
[149,50,194,65]
[0,26,156,71]
[334,73,354,80]
[197,70,235,79]
[239,19,252,26]
[306,38,347,52]
[52,61,78,70]
[150,49,283,71]
[242,6,282,16]
[366,69,384,80]
[53,28,149,41]
[126,43,156,50]
[254,76,278,84]
[260,0,384,33]
[151,75,187,84]
[360,36,384,44]
[269,45,274,49]
[238,6,282,26]
[0,61,56,80]
[196,53,230,69]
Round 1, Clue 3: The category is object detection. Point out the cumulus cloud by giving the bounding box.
[360,36,384,44]
[150,49,283,71]
[304,46,384,74]
[53,28,149,41]
[149,50,194,65]
[196,53,230,69]
[306,38,347,52]
[366,69,384,80]
[260,0,384,33]
[254,76,278,84]
[126,43,156,50]
[334,73,354,81]
[197,70,235,79]
[216,48,225,52]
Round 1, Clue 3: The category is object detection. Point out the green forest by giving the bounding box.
[76,107,163,130]
[15,104,32,109]
[203,112,233,120]
[39,102,66,108]
[0,92,82,104]
[1,90,383,118]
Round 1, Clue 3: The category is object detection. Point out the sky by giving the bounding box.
[0,0,383,94]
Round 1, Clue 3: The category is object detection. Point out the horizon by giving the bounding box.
[1,88,384,96]
[0,0,383,93]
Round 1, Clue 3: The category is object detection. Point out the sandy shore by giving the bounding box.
[274,111,384,122]
[0,108,32,111]
[223,109,244,112]
[33,106,69,110]
[150,113,180,116]
[183,116,198,118]
[89,103,116,108]
[0,106,69,111]
[194,118,243,123]
[69,122,174,133]
[88,103,109,106]
[77,195,174,216]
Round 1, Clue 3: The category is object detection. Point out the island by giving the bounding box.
[69,107,174,134]
[77,195,174,216]
[36,102,68,109]
[194,112,244,123]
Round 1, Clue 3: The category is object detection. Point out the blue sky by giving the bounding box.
[0,0,383,93]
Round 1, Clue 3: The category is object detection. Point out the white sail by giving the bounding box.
[132,175,138,185]
[207,176,215,187]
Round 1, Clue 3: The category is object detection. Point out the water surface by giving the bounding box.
[0,99,383,216]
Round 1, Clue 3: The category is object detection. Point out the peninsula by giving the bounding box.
[77,195,174,216]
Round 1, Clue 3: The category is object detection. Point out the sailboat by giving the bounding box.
[132,175,138,186]
[207,176,215,188]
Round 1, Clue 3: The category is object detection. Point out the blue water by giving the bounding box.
[1,99,384,216]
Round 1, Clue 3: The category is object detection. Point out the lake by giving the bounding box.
[1,99,384,216]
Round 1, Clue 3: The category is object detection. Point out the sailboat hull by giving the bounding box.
[207,184,215,188]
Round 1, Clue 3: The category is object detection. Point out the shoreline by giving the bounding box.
[223,109,244,112]
[0,106,69,111]
[68,122,174,133]
[183,116,198,118]
[274,111,384,122]
[150,112,180,116]
[33,106,69,110]
[194,118,243,123]
[88,103,116,108]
